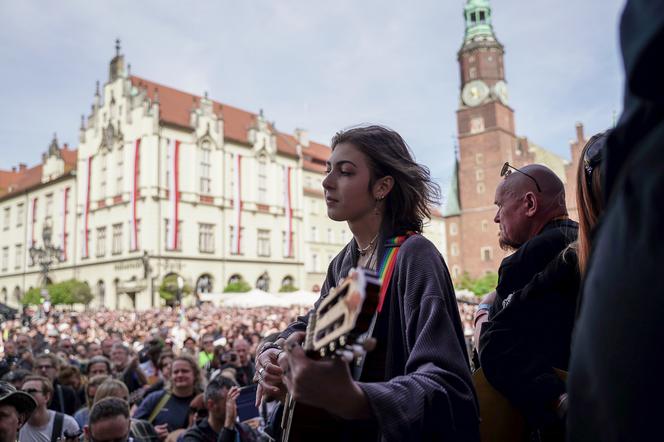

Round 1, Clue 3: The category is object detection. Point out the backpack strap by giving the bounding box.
[56,385,65,413]
[147,392,171,424]
[50,412,64,442]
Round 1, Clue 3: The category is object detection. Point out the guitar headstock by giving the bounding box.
[303,267,380,360]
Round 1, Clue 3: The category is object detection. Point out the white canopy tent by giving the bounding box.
[198,289,319,308]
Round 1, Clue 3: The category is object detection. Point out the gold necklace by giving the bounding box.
[358,233,379,256]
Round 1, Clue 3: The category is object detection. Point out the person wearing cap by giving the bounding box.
[0,381,37,442]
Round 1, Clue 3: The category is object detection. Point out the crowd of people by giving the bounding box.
[0,305,313,441]
[0,1,660,440]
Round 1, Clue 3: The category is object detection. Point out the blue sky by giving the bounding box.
[0,0,625,200]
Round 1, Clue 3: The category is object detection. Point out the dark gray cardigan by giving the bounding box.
[279,234,480,442]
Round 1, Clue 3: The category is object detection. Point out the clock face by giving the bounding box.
[492,80,509,105]
[462,80,489,107]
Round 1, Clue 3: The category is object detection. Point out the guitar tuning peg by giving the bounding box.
[362,337,377,352]
[352,345,365,358]
[339,336,347,346]
[339,350,354,363]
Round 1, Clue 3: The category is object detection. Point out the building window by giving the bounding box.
[311,253,318,272]
[112,223,123,255]
[449,223,458,236]
[470,117,484,134]
[45,193,53,222]
[479,10,486,23]
[14,244,22,269]
[305,175,312,188]
[229,226,244,255]
[96,227,106,257]
[481,220,489,232]
[3,207,9,230]
[481,246,493,262]
[199,223,215,253]
[1,247,8,271]
[99,153,107,199]
[257,229,271,257]
[165,220,183,251]
[257,158,267,204]
[16,203,24,227]
[476,169,485,181]
[282,231,294,258]
[475,153,484,164]
[476,182,486,194]
[452,266,461,279]
[340,229,347,243]
[451,243,459,257]
[116,146,124,195]
[199,142,212,195]
[469,67,477,79]
[327,228,334,244]
[311,226,318,242]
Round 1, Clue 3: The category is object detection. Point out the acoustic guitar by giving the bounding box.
[473,367,567,442]
[280,267,381,442]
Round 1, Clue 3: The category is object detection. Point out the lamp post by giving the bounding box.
[29,222,63,316]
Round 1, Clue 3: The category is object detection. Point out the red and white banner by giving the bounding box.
[167,139,180,250]
[283,166,293,257]
[82,156,92,258]
[232,153,242,254]
[30,197,38,246]
[60,187,70,261]
[130,138,141,251]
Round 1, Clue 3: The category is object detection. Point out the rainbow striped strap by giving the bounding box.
[376,233,414,313]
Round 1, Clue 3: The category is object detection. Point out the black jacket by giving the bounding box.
[567,1,664,440]
[279,233,480,442]
[480,248,580,427]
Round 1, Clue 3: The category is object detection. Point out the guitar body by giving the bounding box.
[281,268,381,442]
[473,367,568,442]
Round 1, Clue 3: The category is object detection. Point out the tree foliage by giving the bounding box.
[21,280,93,306]
[223,279,252,293]
[455,272,499,297]
[278,284,299,293]
[159,274,193,303]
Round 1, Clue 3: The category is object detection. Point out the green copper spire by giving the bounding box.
[463,0,495,42]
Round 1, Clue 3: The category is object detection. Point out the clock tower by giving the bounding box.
[445,0,522,280]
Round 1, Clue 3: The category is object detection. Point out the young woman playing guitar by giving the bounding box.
[255,125,480,441]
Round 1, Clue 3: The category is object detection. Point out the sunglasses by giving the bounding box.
[22,388,42,395]
[500,162,542,193]
[190,407,209,418]
[583,133,608,185]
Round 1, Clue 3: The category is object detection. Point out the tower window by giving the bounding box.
[475,153,484,164]
[479,11,486,23]
[476,182,486,194]
[470,12,476,23]
[481,246,493,262]
[469,67,477,79]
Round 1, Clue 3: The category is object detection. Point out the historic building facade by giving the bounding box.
[443,0,587,280]
[0,45,445,309]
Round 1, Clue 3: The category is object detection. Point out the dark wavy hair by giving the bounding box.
[330,125,441,234]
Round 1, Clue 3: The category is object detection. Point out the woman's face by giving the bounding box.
[322,142,375,223]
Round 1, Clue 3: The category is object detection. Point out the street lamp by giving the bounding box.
[176,275,184,307]
[29,222,64,315]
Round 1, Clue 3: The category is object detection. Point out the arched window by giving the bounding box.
[281,276,294,289]
[228,274,242,285]
[196,274,213,294]
[256,272,270,292]
[97,280,106,306]
[1,288,7,304]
